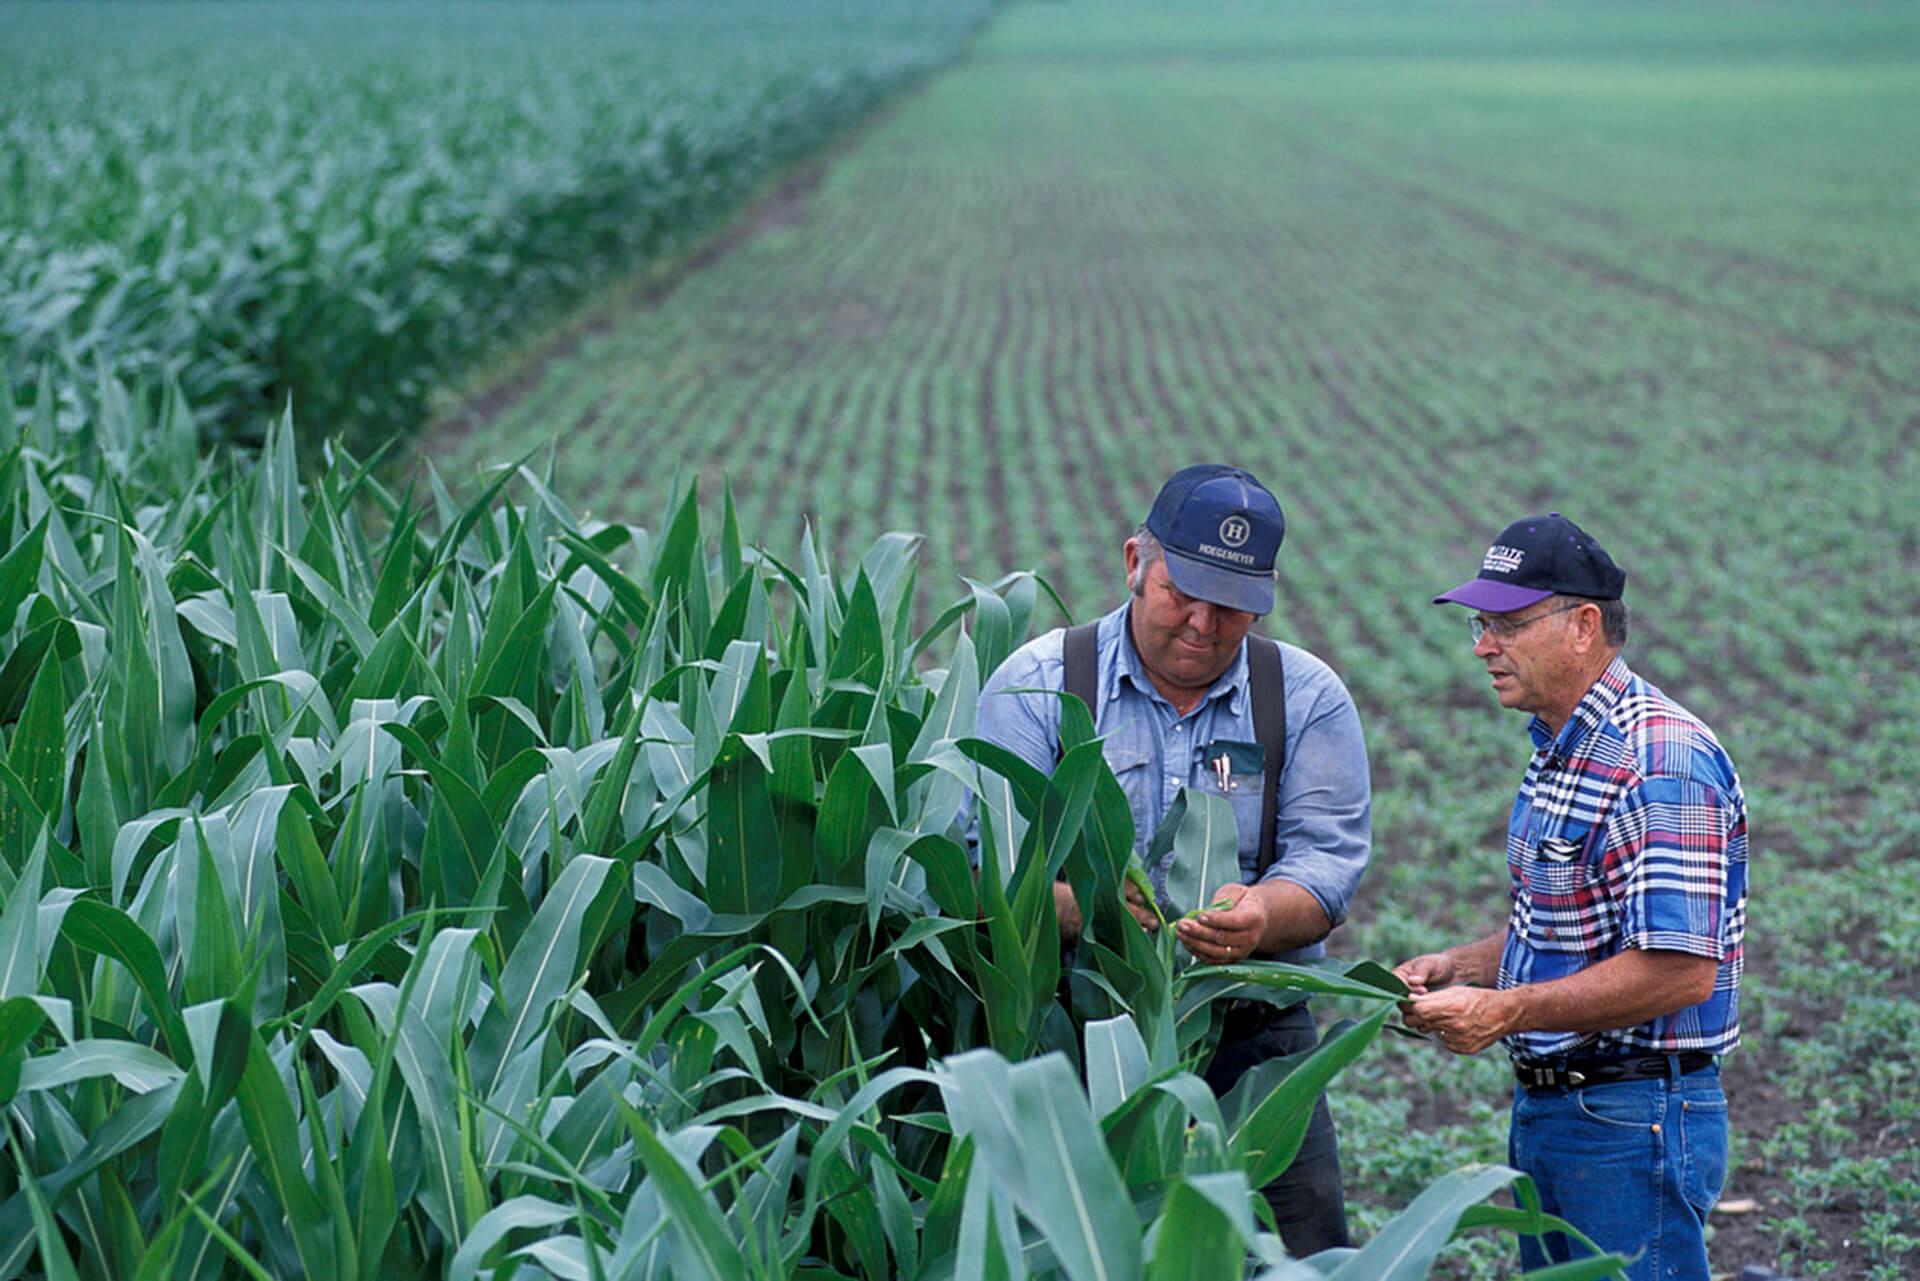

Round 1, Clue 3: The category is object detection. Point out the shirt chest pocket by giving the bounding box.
[1519,819,1608,948]
[1195,742,1265,879]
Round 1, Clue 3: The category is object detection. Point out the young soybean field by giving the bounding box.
[437,2,1920,1275]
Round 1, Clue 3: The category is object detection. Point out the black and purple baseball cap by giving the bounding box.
[1145,464,1285,615]
[1433,513,1625,613]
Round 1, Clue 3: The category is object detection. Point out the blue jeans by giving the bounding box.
[1509,1063,1727,1280]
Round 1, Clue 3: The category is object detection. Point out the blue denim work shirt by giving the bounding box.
[973,602,1372,963]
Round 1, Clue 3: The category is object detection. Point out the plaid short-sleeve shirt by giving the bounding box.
[1499,656,1748,1060]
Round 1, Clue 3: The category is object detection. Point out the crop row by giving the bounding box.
[1,0,991,453]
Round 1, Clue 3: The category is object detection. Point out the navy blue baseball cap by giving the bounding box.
[1433,513,1626,613]
[1144,464,1285,615]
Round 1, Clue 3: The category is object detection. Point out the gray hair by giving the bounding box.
[1129,525,1162,595]
[1554,594,1630,648]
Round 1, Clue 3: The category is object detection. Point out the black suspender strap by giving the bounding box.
[1247,636,1288,878]
[1062,621,1100,727]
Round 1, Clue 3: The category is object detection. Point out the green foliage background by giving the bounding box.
[1,1,991,451]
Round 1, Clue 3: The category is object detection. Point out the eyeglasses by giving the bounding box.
[1468,602,1582,646]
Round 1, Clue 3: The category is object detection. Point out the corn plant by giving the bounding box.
[1,1,994,455]
[0,382,1626,1278]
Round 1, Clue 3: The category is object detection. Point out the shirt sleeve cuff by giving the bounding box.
[1622,931,1727,962]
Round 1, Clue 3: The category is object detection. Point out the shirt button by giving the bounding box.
[1166,775,1181,787]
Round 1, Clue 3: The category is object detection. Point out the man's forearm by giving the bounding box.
[1051,881,1084,942]
[1250,879,1333,954]
[1446,931,1507,988]
[1500,947,1719,1038]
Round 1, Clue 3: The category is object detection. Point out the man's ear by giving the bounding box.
[1573,601,1606,653]
[1124,539,1144,596]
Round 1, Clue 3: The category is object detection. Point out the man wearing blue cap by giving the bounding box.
[1396,514,1747,1280]
[975,464,1372,1253]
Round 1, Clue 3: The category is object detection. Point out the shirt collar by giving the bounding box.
[1528,655,1633,760]
[1106,601,1251,715]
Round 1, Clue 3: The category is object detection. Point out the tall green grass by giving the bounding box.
[0,385,1627,1278]
[1,1,992,453]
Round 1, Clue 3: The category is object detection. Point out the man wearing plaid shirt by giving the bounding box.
[1395,513,1747,1281]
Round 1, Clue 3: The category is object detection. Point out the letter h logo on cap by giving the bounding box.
[1145,464,1286,615]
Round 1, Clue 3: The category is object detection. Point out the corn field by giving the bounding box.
[0,384,1632,1278]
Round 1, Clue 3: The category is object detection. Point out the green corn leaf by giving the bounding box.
[649,480,703,607]
[1031,738,1105,892]
[1177,959,1412,1016]
[1161,790,1239,923]
[579,695,648,856]
[17,1039,184,1094]
[275,796,346,948]
[904,832,976,921]
[366,507,420,633]
[1146,1172,1256,1281]
[862,826,919,934]
[125,527,196,779]
[345,612,430,707]
[382,721,501,913]
[232,1025,343,1274]
[179,819,243,1007]
[0,516,49,636]
[349,982,471,1243]
[286,905,448,1055]
[717,481,745,586]
[1228,1005,1391,1187]
[17,1157,81,1281]
[815,749,882,878]
[56,898,190,1053]
[7,650,64,825]
[768,665,815,807]
[1515,1255,1635,1280]
[953,1148,1025,1281]
[225,785,292,1020]
[411,925,484,1044]
[2,655,65,875]
[704,733,783,913]
[1007,1053,1142,1281]
[0,995,50,1105]
[1319,1164,1524,1280]
[75,727,119,891]
[0,619,62,728]
[827,570,885,691]
[722,639,774,737]
[280,547,378,661]
[0,843,48,999]
[705,564,770,666]
[449,1195,579,1281]
[960,577,1014,685]
[622,1113,749,1281]
[471,575,558,704]
[1084,1015,1152,1122]
[0,1079,181,1276]
[469,854,615,1099]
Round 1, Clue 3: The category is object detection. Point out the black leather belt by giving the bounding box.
[1512,1051,1714,1091]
